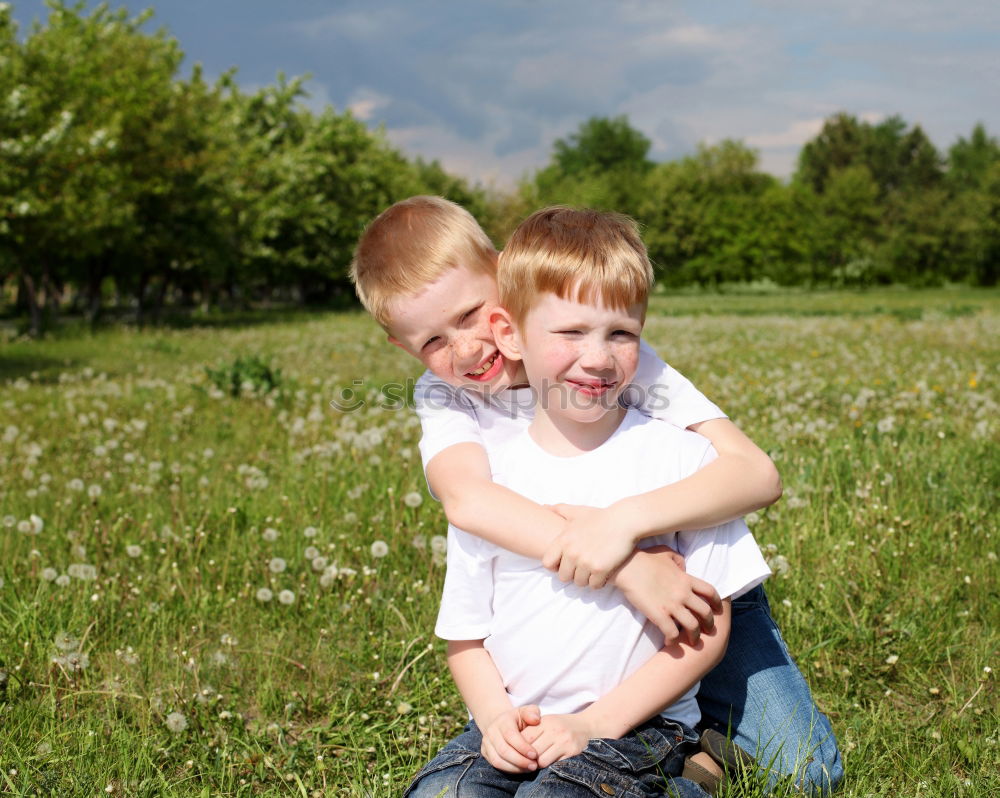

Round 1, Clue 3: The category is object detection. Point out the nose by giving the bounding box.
[452,333,482,369]
[579,338,613,371]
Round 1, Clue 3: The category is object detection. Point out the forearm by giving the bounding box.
[615,419,781,540]
[581,601,731,739]
[446,639,514,729]
[428,443,565,559]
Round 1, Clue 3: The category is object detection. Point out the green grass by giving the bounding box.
[1,288,998,796]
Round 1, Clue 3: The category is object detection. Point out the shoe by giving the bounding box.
[700,728,755,771]
[681,730,755,796]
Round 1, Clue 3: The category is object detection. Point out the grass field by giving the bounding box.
[1,288,997,796]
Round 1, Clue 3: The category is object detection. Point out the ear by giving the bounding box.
[489,307,522,361]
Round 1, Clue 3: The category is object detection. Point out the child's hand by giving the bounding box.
[542,504,633,589]
[480,704,541,773]
[615,545,722,645]
[521,713,594,768]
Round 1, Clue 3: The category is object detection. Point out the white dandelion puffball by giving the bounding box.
[304,546,320,560]
[165,712,188,733]
[278,589,296,605]
[256,587,274,602]
[41,568,58,582]
[403,491,423,508]
[29,514,44,534]
[267,557,287,573]
[87,484,102,499]
[126,545,142,558]
[303,526,318,538]
[67,563,97,580]
[262,527,279,542]
[430,535,447,555]
[370,540,389,558]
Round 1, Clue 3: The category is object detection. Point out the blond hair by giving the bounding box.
[498,206,653,324]
[350,196,498,328]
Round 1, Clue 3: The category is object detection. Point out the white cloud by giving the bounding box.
[347,88,390,121]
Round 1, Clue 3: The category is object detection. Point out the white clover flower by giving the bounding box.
[41,567,58,581]
[126,545,142,558]
[268,557,287,574]
[430,535,447,555]
[278,589,296,605]
[303,526,318,538]
[370,540,389,558]
[67,563,97,580]
[403,491,423,508]
[165,712,188,733]
[87,484,102,499]
[256,587,273,602]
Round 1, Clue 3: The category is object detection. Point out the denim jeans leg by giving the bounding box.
[405,723,532,797]
[518,718,710,798]
[696,585,844,796]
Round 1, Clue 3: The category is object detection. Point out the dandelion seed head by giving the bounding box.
[126,545,142,558]
[268,557,287,573]
[41,567,58,581]
[262,527,279,542]
[403,491,423,508]
[278,589,296,605]
[303,526,318,538]
[304,546,319,560]
[256,587,273,602]
[370,540,389,558]
[165,712,188,733]
[430,535,447,555]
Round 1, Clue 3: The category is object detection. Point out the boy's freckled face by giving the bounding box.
[387,264,525,392]
[516,292,644,425]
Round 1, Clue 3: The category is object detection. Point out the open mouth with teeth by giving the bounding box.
[464,351,503,382]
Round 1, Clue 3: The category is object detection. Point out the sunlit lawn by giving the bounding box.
[1,288,997,796]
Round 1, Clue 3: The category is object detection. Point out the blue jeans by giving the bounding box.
[406,716,709,797]
[697,585,843,795]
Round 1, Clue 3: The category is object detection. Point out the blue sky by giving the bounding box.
[10,0,1000,188]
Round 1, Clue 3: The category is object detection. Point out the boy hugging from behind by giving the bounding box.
[403,208,771,797]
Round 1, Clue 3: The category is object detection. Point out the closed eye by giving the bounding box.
[421,336,441,351]
[458,304,483,324]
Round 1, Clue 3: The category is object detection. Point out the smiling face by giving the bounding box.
[495,288,644,450]
[386,263,526,392]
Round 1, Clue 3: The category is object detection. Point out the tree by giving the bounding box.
[531,115,653,219]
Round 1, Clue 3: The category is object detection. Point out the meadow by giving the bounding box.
[0,287,997,797]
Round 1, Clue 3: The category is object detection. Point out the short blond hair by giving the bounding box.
[498,206,653,325]
[350,196,498,328]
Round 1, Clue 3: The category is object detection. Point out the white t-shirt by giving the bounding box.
[414,340,726,476]
[435,410,771,728]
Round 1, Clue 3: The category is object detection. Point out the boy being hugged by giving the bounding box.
[351,197,842,795]
[406,207,771,796]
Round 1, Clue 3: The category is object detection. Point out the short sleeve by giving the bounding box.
[622,340,727,429]
[676,519,771,601]
[434,527,496,640]
[414,372,484,471]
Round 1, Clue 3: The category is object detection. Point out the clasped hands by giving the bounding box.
[542,503,721,646]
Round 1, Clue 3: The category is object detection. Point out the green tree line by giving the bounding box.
[2,3,998,335]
